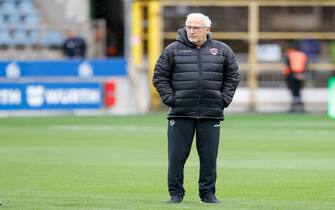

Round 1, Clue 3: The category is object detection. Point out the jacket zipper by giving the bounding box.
[197,48,202,119]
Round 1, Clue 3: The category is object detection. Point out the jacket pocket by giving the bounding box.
[221,93,232,108]
[163,95,175,107]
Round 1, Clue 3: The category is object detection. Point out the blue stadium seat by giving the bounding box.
[42,31,64,48]
[1,2,17,16]
[17,0,32,4]
[12,28,33,47]
[18,2,35,16]
[0,29,13,47]
[10,27,38,46]
[18,1,33,10]
[6,14,21,25]
[27,29,38,46]
[23,14,38,28]
[0,15,5,26]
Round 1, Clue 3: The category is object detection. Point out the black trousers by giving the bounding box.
[167,118,221,197]
[285,74,305,112]
[286,74,303,98]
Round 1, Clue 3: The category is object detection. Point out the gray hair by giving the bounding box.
[185,13,211,27]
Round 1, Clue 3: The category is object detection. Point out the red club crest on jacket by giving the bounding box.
[210,48,218,55]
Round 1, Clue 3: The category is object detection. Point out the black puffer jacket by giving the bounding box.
[153,28,239,120]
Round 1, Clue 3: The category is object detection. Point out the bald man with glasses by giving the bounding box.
[153,13,239,204]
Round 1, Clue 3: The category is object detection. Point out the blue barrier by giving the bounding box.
[0,82,103,110]
[0,59,127,78]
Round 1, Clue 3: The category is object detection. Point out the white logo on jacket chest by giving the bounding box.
[180,50,192,53]
[210,48,219,55]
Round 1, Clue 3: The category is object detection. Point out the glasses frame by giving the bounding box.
[185,25,208,32]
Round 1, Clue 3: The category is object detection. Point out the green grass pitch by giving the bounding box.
[0,113,334,210]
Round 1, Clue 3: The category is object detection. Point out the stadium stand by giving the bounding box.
[41,30,63,49]
[0,0,41,54]
[0,0,97,59]
[0,29,12,48]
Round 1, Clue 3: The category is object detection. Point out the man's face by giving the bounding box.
[185,17,210,47]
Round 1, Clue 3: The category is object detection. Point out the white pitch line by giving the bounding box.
[48,125,166,133]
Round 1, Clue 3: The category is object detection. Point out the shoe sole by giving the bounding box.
[200,200,220,204]
[167,199,183,203]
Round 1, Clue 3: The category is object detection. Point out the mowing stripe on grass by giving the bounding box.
[47,125,166,132]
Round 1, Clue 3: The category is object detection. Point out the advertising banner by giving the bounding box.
[0,83,103,110]
[0,59,127,78]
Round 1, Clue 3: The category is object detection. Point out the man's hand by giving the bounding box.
[294,73,306,80]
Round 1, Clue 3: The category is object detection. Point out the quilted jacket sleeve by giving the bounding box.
[222,47,239,108]
[152,48,175,107]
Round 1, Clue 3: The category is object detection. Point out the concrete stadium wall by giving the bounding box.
[229,87,328,113]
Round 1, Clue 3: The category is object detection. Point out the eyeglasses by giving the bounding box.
[185,26,208,32]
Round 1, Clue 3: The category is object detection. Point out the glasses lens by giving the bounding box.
[186,26,204,31]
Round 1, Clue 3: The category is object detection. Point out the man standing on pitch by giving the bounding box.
[153,13,239,203]
[283,43,308,113]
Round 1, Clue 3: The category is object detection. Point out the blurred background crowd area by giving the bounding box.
[1,0,335,86]
[1,0,335,113]
[0,0,123,59]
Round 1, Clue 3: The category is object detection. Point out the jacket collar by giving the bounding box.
[177,28,212,48]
